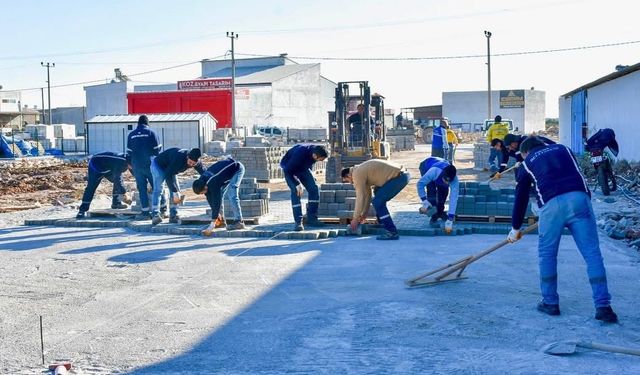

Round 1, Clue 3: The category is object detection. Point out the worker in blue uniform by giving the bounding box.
[280,144,328,231]
[508,136,618,323]
[76,152,132,219]
[416,156,459,234]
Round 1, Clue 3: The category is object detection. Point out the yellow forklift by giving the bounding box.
[326,81,390,182]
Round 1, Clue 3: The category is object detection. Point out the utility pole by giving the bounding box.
[40,88,45,124]
[41,62,55,125]
[226,32,238,132]
[484,31,492,120]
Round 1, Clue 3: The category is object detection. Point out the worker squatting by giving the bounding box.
[76,114,618,324]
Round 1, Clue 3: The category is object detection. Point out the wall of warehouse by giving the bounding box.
[271,64,324,128]
[84,82,131,120]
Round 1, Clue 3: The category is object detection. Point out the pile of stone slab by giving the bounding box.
[317,183,375,219]
[223,177,270,219]
[230,147,286,181]
[456,181,534,217]
[204,141,226,156]
[287,128,328,142]
[387,128,416,152]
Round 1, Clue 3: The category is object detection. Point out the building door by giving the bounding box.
[570,90,586,154]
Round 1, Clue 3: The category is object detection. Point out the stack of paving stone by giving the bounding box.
[387,129,416,152]
[212,129,230,142]
[245,136,271,147]
[204,141,226,156]
[287,128,328,142]
[456,181,533,217]
[205,178,270,219]
[473,142,491,169]
[230,147,286,181]
[317,183,375,219]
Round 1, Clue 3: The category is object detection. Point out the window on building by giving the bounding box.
[2,99,17,104]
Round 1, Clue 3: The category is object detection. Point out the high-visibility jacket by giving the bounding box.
[486,122,509,143]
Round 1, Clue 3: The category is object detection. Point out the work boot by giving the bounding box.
[305,217,325,227]
[294,223,304,232]
[169,215,180,224]
[376,230,399,240]
[134,213,152,220]
[111,202,128,210]
[537,301,560,316]
[436,212,449,222]
[160,209,169,219]
[227,221,246,231]
[595,306,618,323]
[152,215,163,226]
[76,211,86,219]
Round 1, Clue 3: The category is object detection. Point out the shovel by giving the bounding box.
[542,340,640,357]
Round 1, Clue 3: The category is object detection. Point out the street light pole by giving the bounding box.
[484,31,492,121]
[226,32,238,133]
[41,62,55,125]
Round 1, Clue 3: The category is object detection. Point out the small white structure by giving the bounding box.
[559,63,640,161]
[443,89,546,133]
[85,113,217,155]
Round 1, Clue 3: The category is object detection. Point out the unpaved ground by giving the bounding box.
[1,226,639,374]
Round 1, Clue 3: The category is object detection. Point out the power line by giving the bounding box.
[238,39,640,61]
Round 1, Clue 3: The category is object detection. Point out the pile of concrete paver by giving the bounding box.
[456,181,534,218]
[230,147,287,181]
[317,183,375,219]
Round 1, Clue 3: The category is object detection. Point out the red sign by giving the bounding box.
[177,78,232,91]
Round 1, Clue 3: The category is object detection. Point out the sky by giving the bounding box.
[2,0,640,117]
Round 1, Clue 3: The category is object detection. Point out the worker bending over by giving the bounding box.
[76,152,132,219]
[280,144,328,231]
[508,136,617,323]
[416,157,459,234]
[341,159,410,240]
[150,147,204,225]
[192,157,246,234]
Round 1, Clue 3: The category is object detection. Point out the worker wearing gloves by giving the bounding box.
[486,115,509,174]
[431,119,449,158]
[508,136,617,323]
[192,157,246,234]
[76,152,132,219]
[126,115,166,220]
[416,157,459,233]
[280,144,328,231]
[150,147,205,225]
[341,159,410,240]
[491,133,556,180]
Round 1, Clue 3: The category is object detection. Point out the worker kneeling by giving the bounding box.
[193,157,246,235]
[416,157,459,233]
[77,152,133,219]
[341,159,410,240]
[507,136,617,323]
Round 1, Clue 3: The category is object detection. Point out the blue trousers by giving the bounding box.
[372,171,410,233]
[488,148,501,172]
[284,169,319,224]
[79,163,126,213]
[150,159,177,217]
[133,164,166,214]
[537,191,611,308]
[224,163,245,221]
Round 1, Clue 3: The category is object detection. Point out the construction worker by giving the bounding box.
[341,159,410,240]
[150,147,204,225]
[347,104,374,147]
[445,123,459,163]
[76,152,132,219]
[192,157,246,233]
[486,115,509,174]
[416,157,459,233]
[489,138,509,175]
[508,136,618,323]
[126,115,166,220]
[431,118,449,158]
[280,144,328,231]
[493,133,557,180]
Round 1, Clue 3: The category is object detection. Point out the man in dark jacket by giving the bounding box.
[280,144,328,231]
[416,157,459,233]
[192,157,246,233]
[126,115,165,219]
[76,152,132,219]
[508,136,618,323]
[150,147,205,225]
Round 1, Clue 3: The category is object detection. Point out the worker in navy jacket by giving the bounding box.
[416,157,459,233]
[126,115,165,219]
[192,157,246,233]
[508,137,617,323]
[280,144,328,231]
[150,147,205,225]
[76,152,132,219]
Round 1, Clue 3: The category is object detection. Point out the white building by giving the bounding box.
[84,81,132,121]
[85,113,216,155]
[0,91,21,113]
[559,63,640,161]
[442,89,546,133]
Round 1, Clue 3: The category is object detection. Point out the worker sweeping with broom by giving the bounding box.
[508,136,618,323]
